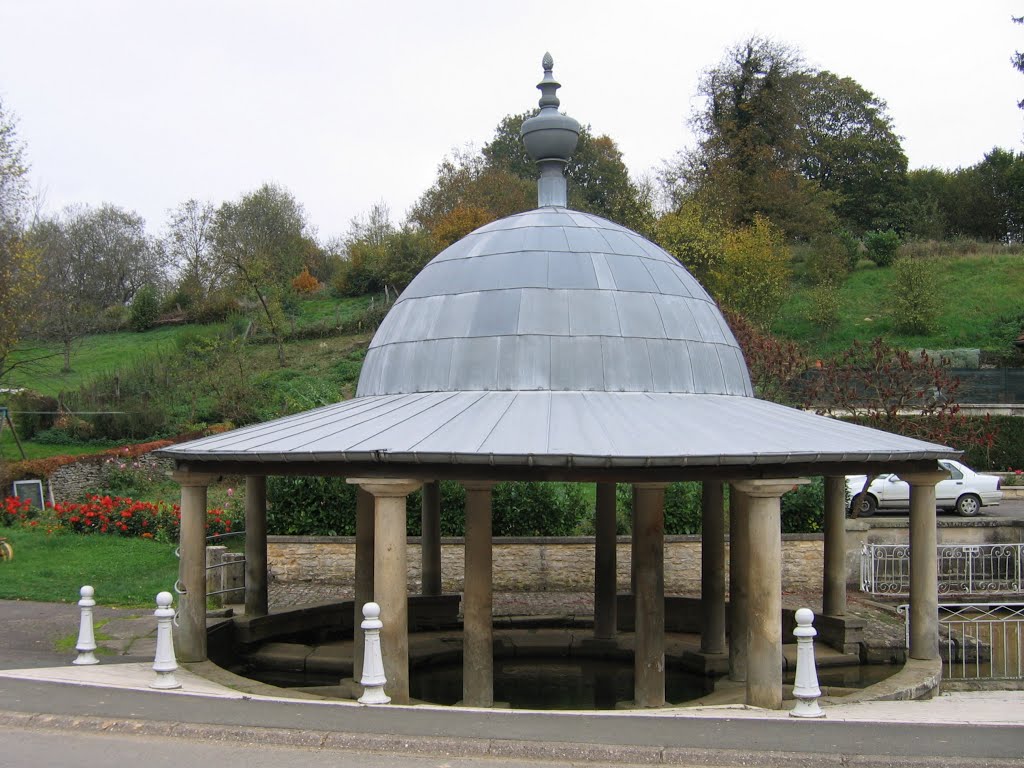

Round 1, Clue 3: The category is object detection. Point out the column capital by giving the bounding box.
[732,478,810,499]
[347,478,421,497]
[462,480,497,492]
[171,471,219,487]
[898,469,951,486]
[633,482,670,491]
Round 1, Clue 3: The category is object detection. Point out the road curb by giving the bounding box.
[1,708,1021,767]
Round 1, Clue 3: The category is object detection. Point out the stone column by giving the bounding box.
[633,482,667,707]
[421,480,442,597]
[733,478,809,710]
[823,476,847,617]
[902,469,948,661]
[353,487,374,682]
[594,482,617,640]
[172,471,216,663]
[244,475,268,618]
[348,478,420,704]
[630,485,638,596]
[728,485,750,682]
[701,481,726,655]
[462,481,495,707]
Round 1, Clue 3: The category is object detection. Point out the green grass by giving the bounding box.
[0,429,116,461]
[5,324,224,397]
[0,528,179,606]
[774,254,1024,359]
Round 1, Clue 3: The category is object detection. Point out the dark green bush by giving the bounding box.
[780,477,825,533]
[615,481,706,536]
[5,391,58,440]
[130,285,161,332]
[889,257,940,334]
[267,476,359,536]
[268,479,588,538]
[864,229,901,266]
[186,292,240,324]
[959,415,1024,471]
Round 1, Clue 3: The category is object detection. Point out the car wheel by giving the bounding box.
[956,494,981,517]
[850,494,876,517]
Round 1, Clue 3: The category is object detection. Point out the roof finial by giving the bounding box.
[520,53,580,208]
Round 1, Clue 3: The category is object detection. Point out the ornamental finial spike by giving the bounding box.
[520,53,580,208]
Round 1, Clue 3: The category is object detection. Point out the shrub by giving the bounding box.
[836,229,862,271]
[802,233,849,286]
[804,282,842,334]
[96,303,130,332]
[5,391,58,440]
[292,266,322,294]
[129,284,161,332]
[1,496,33,527]
[780,478,825,533]
[267,476,358,536]
[864,229,901,266]
[712,215,791,329]
[889,257,941,335]
[186,292,240,324]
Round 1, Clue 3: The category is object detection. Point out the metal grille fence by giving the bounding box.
[898,603,1024,681]
[861,543,1024,596]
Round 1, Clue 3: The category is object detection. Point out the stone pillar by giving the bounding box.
[630,485,638,596]
[594,482,617,640]
[421,480,442,597]
[902,469,948,661]
[348,478,420,704]
[728,486,750,682]
[462,481,495,707]
[172,471,216,663]
[353,487,374,682]
[244,475,268,618]
[633,482,667,707]
[733,478,809,710]
[701,481,726,655]
[823,476,847,617]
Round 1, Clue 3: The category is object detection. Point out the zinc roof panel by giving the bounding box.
[550,335,604,390]
[467,288,521,337]
[653,294,702,341]
[518,288,570,336]
[569,290,620,336]
[548,251,599,289]
[613,292,667,339]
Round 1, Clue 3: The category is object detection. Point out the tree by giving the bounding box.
[653,201,724,285]
[711,214,791,329]
[800,71,908,233]
[664,37,908,239]
[165,199,220,303]
[1013,15,1024,108]
[482,113,656,234]
[213,183,320,365]
[409,147,533,237]
[0,97,44,386]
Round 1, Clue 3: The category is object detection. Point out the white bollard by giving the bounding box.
[358,602,390,705]
[151,591,182,689]
[73,585,99,665]
[790,607,825,718]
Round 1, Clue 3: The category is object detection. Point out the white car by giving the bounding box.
[846,459,1002,517]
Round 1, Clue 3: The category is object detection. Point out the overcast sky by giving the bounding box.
[1,1,1022,242]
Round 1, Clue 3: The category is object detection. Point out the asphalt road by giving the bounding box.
[0,677,1021,765]
[861,498,1024,521]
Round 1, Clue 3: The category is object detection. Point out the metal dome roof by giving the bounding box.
[357,207,753,398]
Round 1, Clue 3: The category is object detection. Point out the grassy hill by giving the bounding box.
[2,251,1022,463]
[776,253,1024,359]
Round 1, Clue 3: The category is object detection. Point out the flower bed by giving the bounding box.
[2,494,238,542]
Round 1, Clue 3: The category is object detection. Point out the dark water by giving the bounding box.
[411,657,711,709]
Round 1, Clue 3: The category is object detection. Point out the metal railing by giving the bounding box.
[861,543,1024,596]
[899,602,1024,681]
[173,530,247,601]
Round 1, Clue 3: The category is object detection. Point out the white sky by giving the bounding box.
[1,0,1022,242]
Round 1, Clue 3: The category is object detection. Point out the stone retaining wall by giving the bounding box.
[268,518,1024,594]
[46,453,174,502]
[268,534,825,593]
